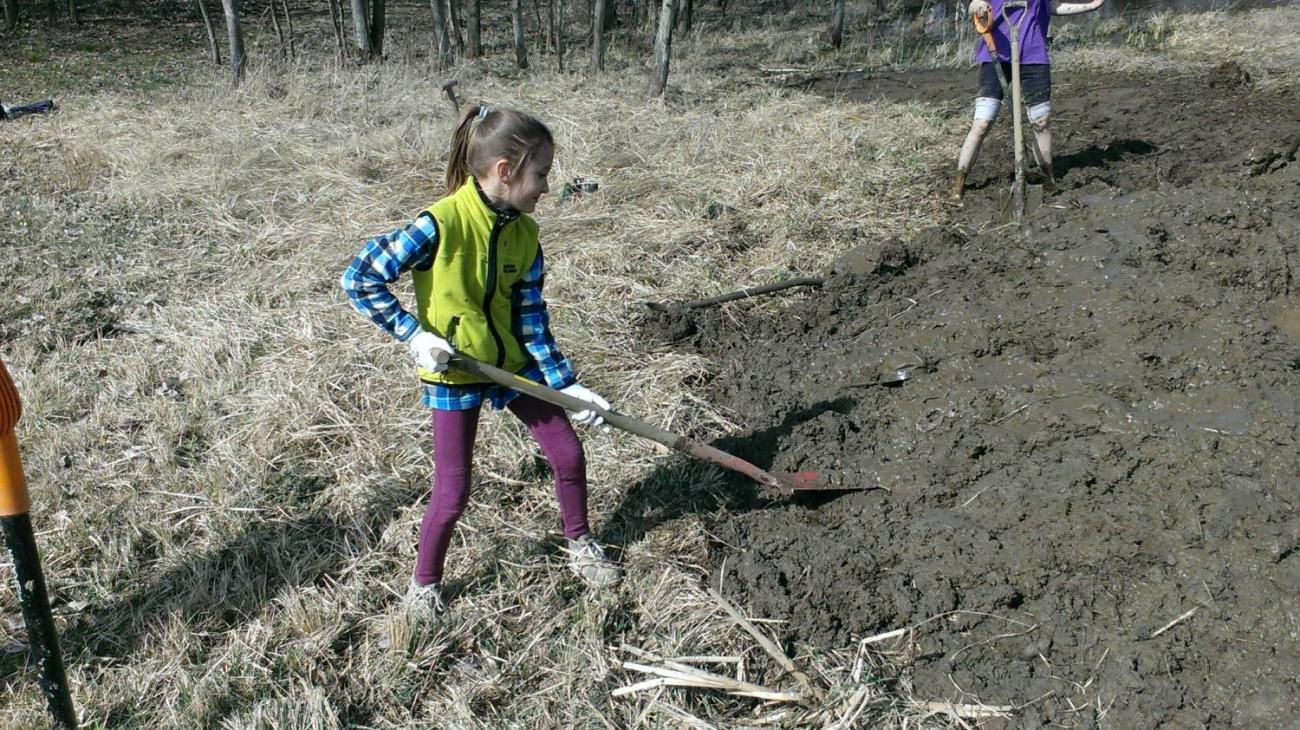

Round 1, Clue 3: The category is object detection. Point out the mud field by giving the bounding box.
[646,67,1300,725]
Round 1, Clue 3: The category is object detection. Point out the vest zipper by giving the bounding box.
[482,216,508,368]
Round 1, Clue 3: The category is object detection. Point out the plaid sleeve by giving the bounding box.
[516,248,576,390]
[340,214,438,342]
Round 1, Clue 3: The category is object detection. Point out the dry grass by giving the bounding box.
[1,10,953,728]
[1055,5,1300,88]
[2,3,1295,727]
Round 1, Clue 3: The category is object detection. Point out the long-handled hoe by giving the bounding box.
[434,351,853,494]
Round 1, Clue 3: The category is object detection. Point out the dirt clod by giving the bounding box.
[1209,60,1253,89]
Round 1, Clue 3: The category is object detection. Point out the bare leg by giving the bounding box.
[1030,113,1053,182]
[953,118,993,200]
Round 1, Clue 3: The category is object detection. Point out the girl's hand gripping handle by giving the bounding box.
[409,330,455,372]
[970,0,998,55]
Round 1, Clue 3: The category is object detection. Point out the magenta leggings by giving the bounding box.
[414,394,590,585]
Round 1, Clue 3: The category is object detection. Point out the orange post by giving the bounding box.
[0,357,78,728]
[1,360,31,516]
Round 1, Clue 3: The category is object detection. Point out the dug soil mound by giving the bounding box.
[668,69,1299,725]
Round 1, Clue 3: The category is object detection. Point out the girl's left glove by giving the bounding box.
[560,383,611,432]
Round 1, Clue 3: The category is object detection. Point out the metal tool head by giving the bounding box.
[882,368,912,385]
[768,470,866,493]
[1026,183,1044,214]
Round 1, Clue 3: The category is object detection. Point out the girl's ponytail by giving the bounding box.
[445,104,484,196]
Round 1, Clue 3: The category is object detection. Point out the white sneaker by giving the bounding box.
[565,534,622,589]
[403,578,447,616]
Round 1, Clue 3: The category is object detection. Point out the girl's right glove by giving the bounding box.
[407,330,455,372]
[560,383,611,432]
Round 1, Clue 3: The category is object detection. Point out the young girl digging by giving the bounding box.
[342,104,621,615]
[951,0,1107,200]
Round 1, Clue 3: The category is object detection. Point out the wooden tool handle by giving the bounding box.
[448,355,684,445]
[444,354,797,491]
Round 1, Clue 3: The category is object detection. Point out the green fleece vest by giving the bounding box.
[412,178,540,385]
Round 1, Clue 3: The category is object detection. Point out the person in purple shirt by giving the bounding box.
[952,0,1106,200]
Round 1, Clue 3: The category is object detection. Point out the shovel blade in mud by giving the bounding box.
[997,189,1013,224]
[770,471,848,492]
[997,184,1043,224]
[1026,183,1044,214]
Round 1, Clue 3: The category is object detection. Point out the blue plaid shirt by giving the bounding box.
[341,213,577,410]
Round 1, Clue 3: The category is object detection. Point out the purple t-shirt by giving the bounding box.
[974,0,1051,65]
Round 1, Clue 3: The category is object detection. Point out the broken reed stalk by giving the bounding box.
[645,276,824,313]
[913,700,1015,719]
[1149,602,1208,639]
[707,587,823,700]
[615,660,805,703]
[619,644,740,667]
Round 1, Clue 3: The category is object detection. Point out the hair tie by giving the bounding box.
[477,106,491,121]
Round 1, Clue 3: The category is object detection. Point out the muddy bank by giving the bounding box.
[674,68,1299,725]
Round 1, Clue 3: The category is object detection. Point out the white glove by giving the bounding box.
[560,383,611,431]
[407,330,454,372]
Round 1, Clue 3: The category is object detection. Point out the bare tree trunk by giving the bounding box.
[196,0,221,65]
[220,0,247,86]
[553,0,564,70]
[533,0,545,50]
[676,0,690,33]
[602,0,615,32]
[4,0,17,32]
[44,0,55,25]
[544,0,554,51]
[628,0,642,31]
[328,0,346,59]
[280,0,295,59]
[350,0,372,58]
[369,0,385,57]
[270,0,286,57]
[649,0,675,96]
[446,0,463,57]
[829,0,845,49]
[511,0,528,69]
[590,0,606,72]
[65,0,77,24]
[467,0,481,58]
[430,0,452,67]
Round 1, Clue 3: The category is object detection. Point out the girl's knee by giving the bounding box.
[545,440,586,479]
[1028,101,1051,131]
[427,500,468,529]
[430,473,473,522]
[972,97,1001,130]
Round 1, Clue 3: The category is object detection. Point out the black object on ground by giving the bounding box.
[1,98,57,121]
